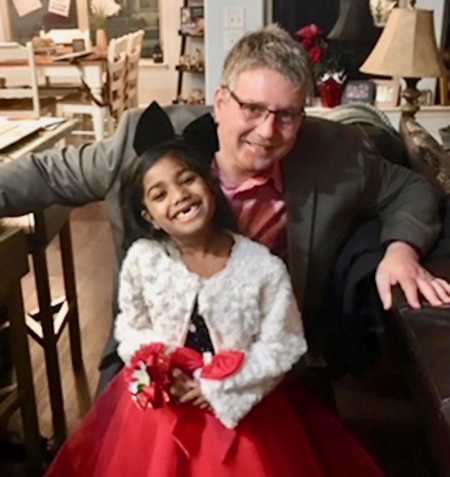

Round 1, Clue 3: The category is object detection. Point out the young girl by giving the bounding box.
[45,105,385,477]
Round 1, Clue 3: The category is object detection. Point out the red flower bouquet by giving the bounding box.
[295,24,345,86]
[125,343,245,411]
[125,343,172,409]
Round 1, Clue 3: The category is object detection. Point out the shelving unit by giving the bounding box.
[175,0,205,104]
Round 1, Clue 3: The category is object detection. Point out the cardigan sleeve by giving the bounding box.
[114,243,164,364]
[197,258,307,428]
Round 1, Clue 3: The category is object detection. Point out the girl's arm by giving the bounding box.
[197,259,307,428]
[114,243,164,364]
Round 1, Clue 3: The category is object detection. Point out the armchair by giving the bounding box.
[323,104,450,477]
[389,116,450,477]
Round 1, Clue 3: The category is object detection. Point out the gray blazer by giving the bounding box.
[0,104,441,345]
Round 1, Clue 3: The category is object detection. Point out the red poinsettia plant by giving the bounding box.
[295,24,346,85]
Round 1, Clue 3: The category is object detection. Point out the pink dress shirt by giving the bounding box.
[214,159,287,258]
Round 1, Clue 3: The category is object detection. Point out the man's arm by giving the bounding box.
[0,111,137,217]
[361,146,450,308]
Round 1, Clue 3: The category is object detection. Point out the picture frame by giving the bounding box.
[417,89,433,106]
[341,80,376,105]
[372,79,400,108]
[180,6,204,36]
[72,38,86,52]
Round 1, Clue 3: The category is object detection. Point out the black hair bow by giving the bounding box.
[133,101,218,163]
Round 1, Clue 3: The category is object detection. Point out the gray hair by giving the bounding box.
[221,24,313,94]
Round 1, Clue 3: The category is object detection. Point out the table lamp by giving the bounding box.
[360,0,444,118]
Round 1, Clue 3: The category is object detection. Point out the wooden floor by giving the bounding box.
[0,202,436,477]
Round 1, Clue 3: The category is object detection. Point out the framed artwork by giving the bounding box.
[372,79,400,108]
[341,80,376,104]
[180,6,204,35]
[418,89,433,106]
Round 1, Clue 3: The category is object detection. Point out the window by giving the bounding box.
[104,0,161,59]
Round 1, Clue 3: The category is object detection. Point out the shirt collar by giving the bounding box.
[213,157,283,197]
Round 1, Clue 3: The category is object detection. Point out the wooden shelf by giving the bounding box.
[178,30,204,38]
[175,0,204,102]
[175,64,204,74]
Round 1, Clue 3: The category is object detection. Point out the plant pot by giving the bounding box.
[318,78,343,108]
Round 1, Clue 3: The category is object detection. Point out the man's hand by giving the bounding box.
[170,368,211,409]
[376,241,450,310]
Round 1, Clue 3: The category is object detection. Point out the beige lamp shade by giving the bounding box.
[360,7,444,78]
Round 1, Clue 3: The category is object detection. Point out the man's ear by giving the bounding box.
[213,87,226,120]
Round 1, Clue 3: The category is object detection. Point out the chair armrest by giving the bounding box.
[392,257,450,314]
[389,257,450,477]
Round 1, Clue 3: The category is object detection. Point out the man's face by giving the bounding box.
[214,68,306,181]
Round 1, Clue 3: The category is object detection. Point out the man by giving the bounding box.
[1,25,449,391]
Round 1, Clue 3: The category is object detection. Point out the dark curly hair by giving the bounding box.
[120,139,238,252]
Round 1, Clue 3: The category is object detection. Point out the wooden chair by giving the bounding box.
[56,36,128,140]
[126,30,144,109]
[0,42,55,118]
[0,227,44,473]
[2,207,85,449]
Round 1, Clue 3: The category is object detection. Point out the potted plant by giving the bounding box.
[296,24,346,107]
[90,0,121,51]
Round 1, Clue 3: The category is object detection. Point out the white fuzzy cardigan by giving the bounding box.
[115,234,307,428]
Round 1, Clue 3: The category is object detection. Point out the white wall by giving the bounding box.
[140,0,266,107]
[414,0,446,99]
[204,0,265,104]
[137,0,183,106]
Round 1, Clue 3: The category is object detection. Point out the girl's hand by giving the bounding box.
[170,368,192,400]
[170,368,211,410]
[179,383,210,409]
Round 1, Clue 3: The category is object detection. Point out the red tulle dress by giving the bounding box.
[44,341,385,477]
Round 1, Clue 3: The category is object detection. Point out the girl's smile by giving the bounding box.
[172,200,201,222]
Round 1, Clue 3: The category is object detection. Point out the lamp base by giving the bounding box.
[401,77,421,119]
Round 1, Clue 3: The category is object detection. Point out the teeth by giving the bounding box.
[175,204,199,222]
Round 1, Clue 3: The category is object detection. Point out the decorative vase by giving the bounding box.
[95,29,108,52]
[318,78,343,108]
[369,0,398,27]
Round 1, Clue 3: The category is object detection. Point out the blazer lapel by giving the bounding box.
[283,120,321,309]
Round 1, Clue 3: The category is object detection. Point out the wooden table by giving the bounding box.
[0,51,106,104]
[0,118,86,449]
[0,227,43,474]
[0,118,78,160]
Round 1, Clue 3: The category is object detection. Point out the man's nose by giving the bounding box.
[255,111,277,138]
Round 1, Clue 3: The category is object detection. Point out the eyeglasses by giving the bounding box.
[223,86,305,128]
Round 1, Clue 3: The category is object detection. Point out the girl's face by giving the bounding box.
[141,154,216,242]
